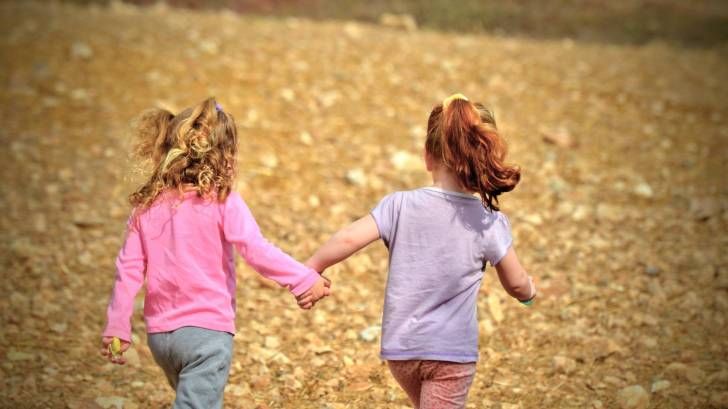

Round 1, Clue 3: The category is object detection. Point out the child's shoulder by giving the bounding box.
[375,189,413,207]
[483,208,511,231]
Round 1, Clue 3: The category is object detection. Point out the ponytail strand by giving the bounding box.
[425,95,520,211]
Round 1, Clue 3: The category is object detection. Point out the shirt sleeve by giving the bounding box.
[486,212,513,267]
[370,192,400,246]
[103,216,146,343]
[223,191,320,296]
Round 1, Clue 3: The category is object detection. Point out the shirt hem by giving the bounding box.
[146,321,235,336]
[381,350,478,363]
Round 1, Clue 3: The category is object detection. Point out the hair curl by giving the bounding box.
[129,97,238,212]
[425,98,520,211]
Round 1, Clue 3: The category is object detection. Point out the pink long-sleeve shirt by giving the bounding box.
[103,190,320,342]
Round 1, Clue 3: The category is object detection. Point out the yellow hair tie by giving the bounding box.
[442,93,469,110]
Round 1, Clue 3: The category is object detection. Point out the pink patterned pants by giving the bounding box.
[387,360,477,409]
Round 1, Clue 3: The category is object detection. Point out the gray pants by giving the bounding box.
[148,326,233,409]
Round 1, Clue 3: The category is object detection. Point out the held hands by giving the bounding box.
[296,275,331,310]
[100,336,131,365]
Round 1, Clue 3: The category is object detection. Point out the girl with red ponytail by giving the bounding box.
[300,94,536,409]
[426,93,521,211]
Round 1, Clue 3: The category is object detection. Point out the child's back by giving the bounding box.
[302,94,535,409]
[373,187,512,363]
[121,190,238,335]
[106,188,321,341]
[101,98,330,409]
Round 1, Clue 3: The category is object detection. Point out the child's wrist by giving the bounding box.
[304,259,321,274]
[518,289,536,305]
[518,296,535,305]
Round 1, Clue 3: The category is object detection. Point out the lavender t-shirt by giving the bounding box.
[371,187,512,363]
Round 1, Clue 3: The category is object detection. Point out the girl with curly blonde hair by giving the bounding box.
[99,98,330,408]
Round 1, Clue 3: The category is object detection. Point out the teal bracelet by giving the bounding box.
[519,298,534,306]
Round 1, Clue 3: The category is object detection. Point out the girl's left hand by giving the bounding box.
[100,337,131,365]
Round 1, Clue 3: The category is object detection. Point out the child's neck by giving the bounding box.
[431,167,472,195]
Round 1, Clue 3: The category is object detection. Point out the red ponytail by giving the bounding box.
[425,98,520,211]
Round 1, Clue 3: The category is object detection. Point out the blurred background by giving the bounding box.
[1,1,726,408]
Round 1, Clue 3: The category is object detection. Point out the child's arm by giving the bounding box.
[224,192,326,299]
[297,215,380,308]
[100,218,145,363]
[494,247,536,302]
[306,214,380,272]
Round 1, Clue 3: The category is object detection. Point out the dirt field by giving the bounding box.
[1,1,727,408]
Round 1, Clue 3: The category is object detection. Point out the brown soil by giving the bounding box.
[1,2,726,408]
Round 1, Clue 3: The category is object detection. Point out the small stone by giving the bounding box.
[299,131,313,145]
[555,201,574,217]
[572,205,590,221]
[34,214,47,232]
[616,385,649,409]
[479,318,495,335]
[604,376,625,387]
[70,88,89,101]
[271,352,290,364]
[78,251,93,266]
[344,329,357,340]
[49,322,67,333]
[198,40,219,55]
[280,88,295,102]
[70,42,93,59]
[595,203,622,222]
[390,150,421,171]
[378,13,417,32]
[690,197,720,221]
[708,369,728,385]
[226,383,250,397]
[541,127,576,148]
[641,337,658,349]
[307,195,320,207]
[710,392,728,407]
[264,336,280,349]
[343,22,362,39]
[345,169,367,187]
[679,292,704,314]
[645,265,661,276]
[633,182,654,198]
[549,176,569,194]
[260,153,278,169]
[552,355,577,375]
[651,380,670,393]
[95,396,126,409]
[664,362,705,384]
[359,325,381,342]
[8,350,33,361]
[522,213,543,226]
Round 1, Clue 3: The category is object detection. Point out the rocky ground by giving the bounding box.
[1,1,727,408]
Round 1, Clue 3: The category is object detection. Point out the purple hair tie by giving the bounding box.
[215,102,223,112]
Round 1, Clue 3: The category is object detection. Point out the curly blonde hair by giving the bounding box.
[129,97,238,211]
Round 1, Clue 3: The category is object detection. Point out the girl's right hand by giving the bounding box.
[296,275,331,309]
[100,337,131,365]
